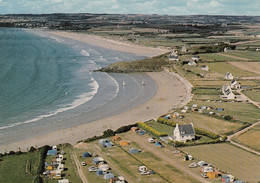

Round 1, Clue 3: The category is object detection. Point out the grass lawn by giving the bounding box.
[192,88,222,95]
[242,89,260,102]
[233,124,260,152]
[180,143,260,182]
[0,150,42,183]
[207,62,257,77]
[146,120,175,135]
[173,112,242,135]
[192,94,220,101]
[188,101,260,124]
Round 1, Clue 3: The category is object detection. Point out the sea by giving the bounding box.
[0,28,157,146]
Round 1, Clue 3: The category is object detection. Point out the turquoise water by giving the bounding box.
[0,28,157,145]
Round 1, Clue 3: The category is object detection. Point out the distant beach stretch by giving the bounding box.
[0,30,191,153]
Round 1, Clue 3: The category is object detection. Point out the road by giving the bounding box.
[124,132,211,183]
[71,151,89,183]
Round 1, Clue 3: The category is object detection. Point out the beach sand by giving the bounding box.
[0,32,192,153]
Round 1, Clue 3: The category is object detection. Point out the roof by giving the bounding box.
[47,149,57,155]
[177,124,195,135]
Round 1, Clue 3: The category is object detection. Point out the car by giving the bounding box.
[201,173,208,178]
[88,166,98,172]
[140,171,150,175]
[81,161,86,166]
[148,138,155,143]
[188,162,198,168]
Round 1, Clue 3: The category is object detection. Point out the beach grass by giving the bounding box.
[179,143,260,182]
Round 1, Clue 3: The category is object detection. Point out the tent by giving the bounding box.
[207,171,219,178]
[112,136,122,141]
[47,149,57,156]
[131,127,139,132]
[99,139,110,145]
[96,169,103,176]
[155,141,162,146]
[119,140,130,146]
[98,164,109,171]
[93,157,105,165]
[103,172,114,179]
[82,152,92,158]
[129,148,139,154]
[104,142,113,148]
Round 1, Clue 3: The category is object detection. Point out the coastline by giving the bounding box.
[0,31,192,153]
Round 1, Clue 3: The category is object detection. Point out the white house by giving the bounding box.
[256,48,260,51]
[173,123,195,142]
[192,55,200,61]
[224,72,234,80]
[221,84,235,100]
[188,60,197,66]
[230,80,241,90]
[201,65,209,71]
[169,50,180,61]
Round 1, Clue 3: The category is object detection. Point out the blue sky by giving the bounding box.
[0,0,259,15]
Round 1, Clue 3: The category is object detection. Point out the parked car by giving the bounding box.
[188,162,197,168]
[148,138,155,143]
[140,171,150,175]
[81,161,86,166]
[201,173,208,178]
[88,166,98,172]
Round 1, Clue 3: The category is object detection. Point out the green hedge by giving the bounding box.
[168,138,222,147]
[137,122,168,137]
[157,117,177,127]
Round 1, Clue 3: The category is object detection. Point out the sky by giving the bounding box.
[0,0,259,15]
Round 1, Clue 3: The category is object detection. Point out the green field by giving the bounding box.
[146,120,175,135]
[207,62,257,77]
[233,124,260,152]
[180,143,260,182]
[191,80,258,87]
[242,89,260,102]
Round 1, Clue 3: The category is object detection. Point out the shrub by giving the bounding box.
[114,124,137,134]
[83,129,115,143]
[223,115,233,121]
[137,122,168,137]
[157,117,177,127]
[194,127,220,139]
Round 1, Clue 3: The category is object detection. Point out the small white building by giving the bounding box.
[188,60,197,66]
[192,55,200,61]
[256,48,260,51]
[173,123,195,142]
[169,50,180,61]
[230,80,241,90]
[221,84,235,100]
[224,72,234,80]
[201,65,209,71]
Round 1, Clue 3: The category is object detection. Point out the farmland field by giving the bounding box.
[180,143,260,182]
[199,53,239,61]
[233,124,260,152]
[188,101,260,124]
[223,51,260,60]
[207,62,257,77]
[242,89,260,102]
[191,80,258,87]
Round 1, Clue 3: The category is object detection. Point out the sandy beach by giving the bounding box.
[0,32,192,153]
[45,30,169,57]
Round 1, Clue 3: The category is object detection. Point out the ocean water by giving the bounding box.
[0,28,157,145]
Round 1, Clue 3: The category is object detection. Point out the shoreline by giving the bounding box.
[0,31,192,153]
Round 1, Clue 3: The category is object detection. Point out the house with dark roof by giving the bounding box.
[230,80,241,90]
[224,72,234,80]
[173,123,195,142]
[221,84,235,99]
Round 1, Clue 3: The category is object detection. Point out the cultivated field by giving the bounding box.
[229,62,260,75]
[207,62,257,77]
[180,143,260,182]
[242,89,260,102]
[233,124,260,152]
[223,51,260,60]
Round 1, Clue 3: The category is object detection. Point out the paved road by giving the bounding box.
[71,151,89,183]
